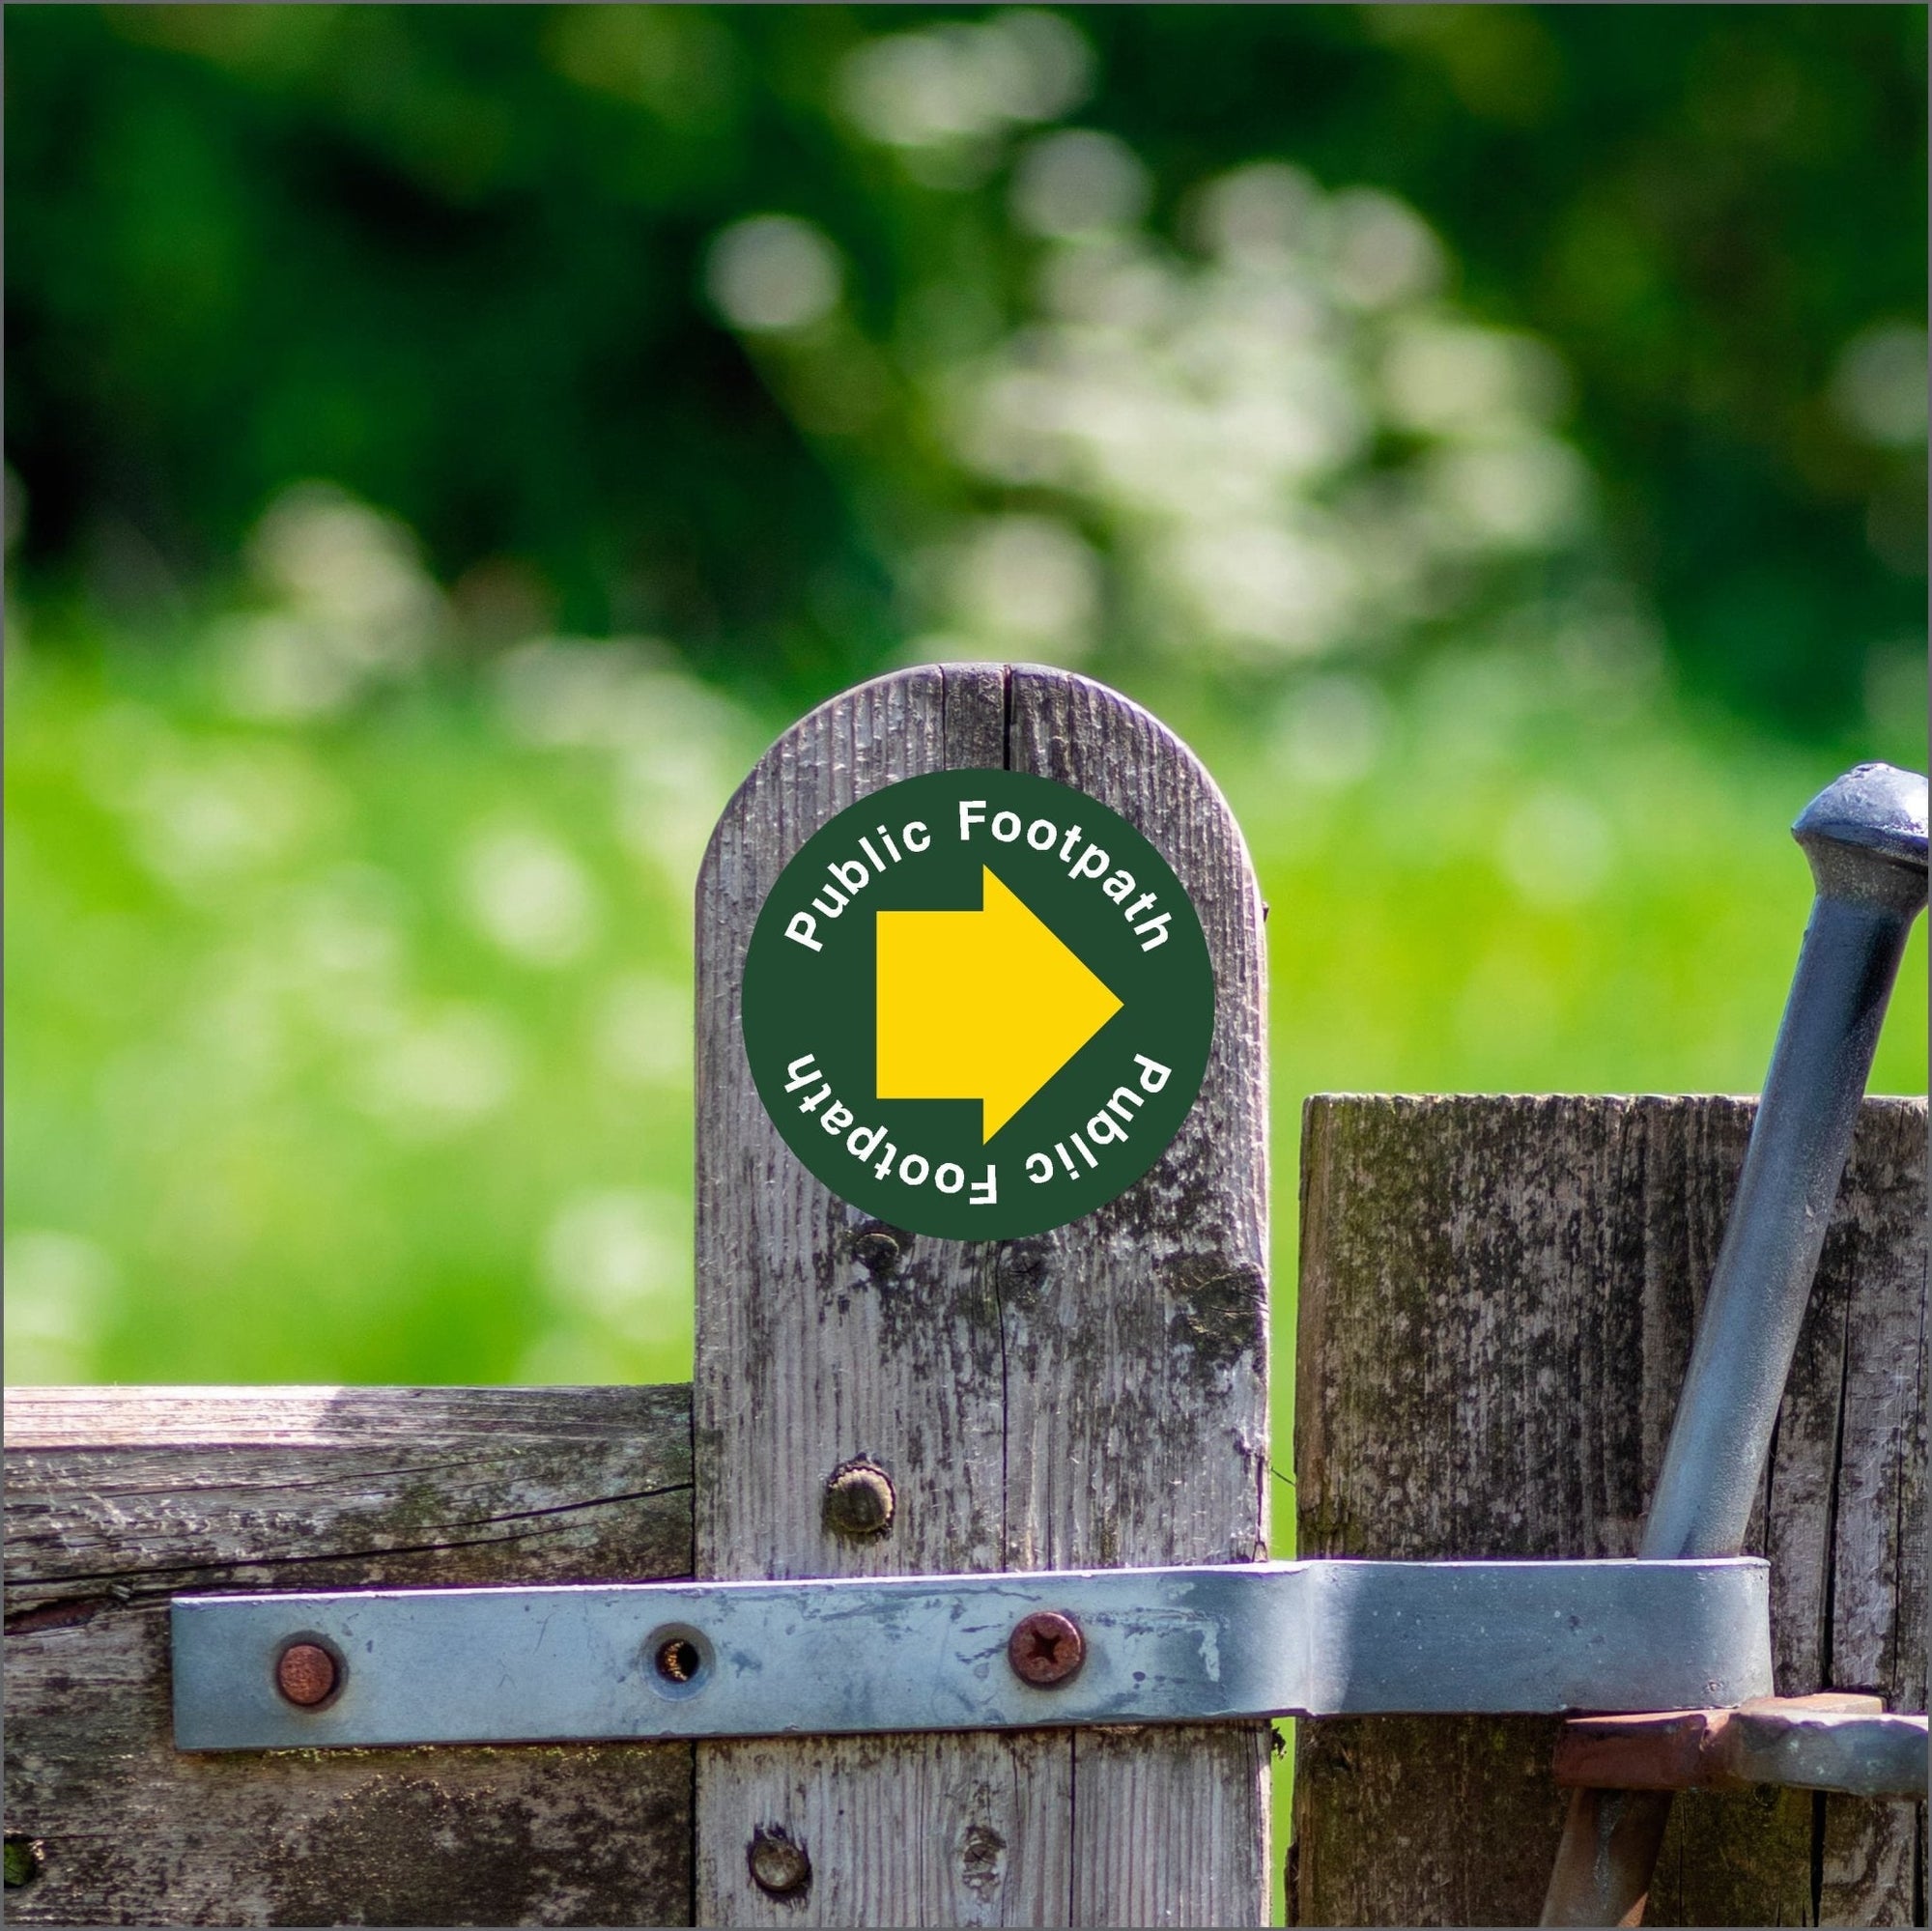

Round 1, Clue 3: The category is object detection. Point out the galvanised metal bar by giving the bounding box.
[169,1557,1774,1752]
[1716,1705,1927,1800]
[1542,762,1929,1927]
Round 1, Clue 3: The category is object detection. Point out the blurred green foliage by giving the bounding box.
[5,0,1926,1438]
[7,0,1925,1491]
[7,598,1925,1389]
[6,21,1925,1915]
[7,5,1926,732]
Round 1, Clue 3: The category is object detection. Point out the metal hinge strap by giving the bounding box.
[172,1555,1772,1751]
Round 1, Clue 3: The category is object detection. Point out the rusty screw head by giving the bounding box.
[823,1459,895,1538]
[747,1826,811,1898]
[274,1640,339,1708]
[1008,1610,1085,1688]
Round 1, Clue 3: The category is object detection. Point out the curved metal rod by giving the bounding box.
[1540,763,1928,1927]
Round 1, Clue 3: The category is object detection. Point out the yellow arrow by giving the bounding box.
[875,866,1123,1142]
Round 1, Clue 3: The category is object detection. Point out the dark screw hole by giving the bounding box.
[4,1837,44,1890]
[656,1637,703,1685]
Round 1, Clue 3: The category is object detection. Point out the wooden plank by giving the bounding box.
[1815,1121,1929,1926]
[1009,667,1271,1930]
[1290,1094,1927,1928]
[3,1385,696,1927]
[693,665,1270,1927]
[692,665,1043,1931]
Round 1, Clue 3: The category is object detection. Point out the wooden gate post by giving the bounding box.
[1291,1094,1927,1928]
[692,665,1271,1926]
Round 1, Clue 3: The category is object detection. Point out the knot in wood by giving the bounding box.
[747,1826,811,1898]
[1008,1610,1084,1687]
[274,1640,339,1708]
[823,1460,895,1538]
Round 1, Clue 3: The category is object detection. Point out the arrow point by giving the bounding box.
[976,868,1122,1140]
[875,866,1122,1141]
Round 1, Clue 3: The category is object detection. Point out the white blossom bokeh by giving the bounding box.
[5,10,1922,1392]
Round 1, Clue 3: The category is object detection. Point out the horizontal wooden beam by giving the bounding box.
[4,1384,696,1927]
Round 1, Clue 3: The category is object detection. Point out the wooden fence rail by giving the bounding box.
[4,1387,695,1925]
[8,1097,1922,1925]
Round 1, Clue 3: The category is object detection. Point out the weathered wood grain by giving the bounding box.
[693,666,1040,1931]
[694,664,1270,1927]
[1290,1094,1927,1928]
[1008,668,1271,1930]
[3,1385,696,1927]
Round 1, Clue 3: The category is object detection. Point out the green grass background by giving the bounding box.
[11,620,1922,1395]
[7,612,1925,1924]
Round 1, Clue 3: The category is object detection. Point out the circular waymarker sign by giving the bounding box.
[741,769,1214,1239]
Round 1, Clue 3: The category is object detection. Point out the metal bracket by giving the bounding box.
[1555,1694,1929,1800]
[172,1556,1772,1751]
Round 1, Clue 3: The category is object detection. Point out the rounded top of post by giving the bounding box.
[1792,762,1927,909]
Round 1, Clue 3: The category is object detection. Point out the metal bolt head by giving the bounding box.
[823,1460,895,1538]
[275,1640,339,1708]
[850,1223,904,1273]
[1792,762,1929,911]
[747,1826,811,1898]
[1792,762,1928,869]
[1009,1609,1085,1688]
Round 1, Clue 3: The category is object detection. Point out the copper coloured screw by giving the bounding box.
[1008,1610,1084,1688]
[274,1641,339,1708]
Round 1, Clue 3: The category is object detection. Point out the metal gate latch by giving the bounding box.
[174,1556,1772,1750]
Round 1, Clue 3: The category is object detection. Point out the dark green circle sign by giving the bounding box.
[742,770,1214,1238]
